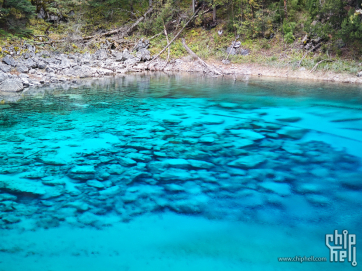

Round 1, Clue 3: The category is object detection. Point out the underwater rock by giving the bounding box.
[163,118,182,124]
[23,171,46,179]
[66,201,89,211]
[182,131,201,138]
[231,139,254,148]
[158,168,193,182]
[99,186,122,196]
[228,154,266,168]
[126,153,152,162]
[258,182,291,196]
[199,136,215,143]
[276,117,302,122]
[188,159,214,169]
[2,215,20,224]
[218,102,239,109]
[282,142,303,155]
[339,172,362,190]
[0,179,48,196]
[107,164,125,175]
[169,195,208,214]
[248,169,275,180]
[118,157,137,167]
[277,127,308,139]
[295,183,323,194]
[162,159,190,169]
[0,193,17,201]
[40,156,67,165]
[229,130,265,141]
[227,167,247,176]
[86,180,105,189]
[310,167,330,178]
[78,212,101,226]
[305,194,330,206]
[201,117,225,125]
[196,170,218,182]
[164,183,185,192]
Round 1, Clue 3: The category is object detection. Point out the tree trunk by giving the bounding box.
[192,0,195,13]
[213,1,216,22]
[284,0,287,19]
[149,0,152,7]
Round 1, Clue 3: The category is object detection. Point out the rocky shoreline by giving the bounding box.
[1,40,362,98]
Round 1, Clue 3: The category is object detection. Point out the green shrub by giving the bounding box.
[283,21,296,43]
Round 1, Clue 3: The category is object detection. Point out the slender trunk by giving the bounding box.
[240,0,243,22]
[192,0,195,13]
[213,1,216,22]
[149,0,152,7]
[284,0,287,19]
[130,0,134,13]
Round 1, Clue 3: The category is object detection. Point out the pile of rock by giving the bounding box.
[300,35,323,52]
[0,43,152,92]
[226,41,250,56]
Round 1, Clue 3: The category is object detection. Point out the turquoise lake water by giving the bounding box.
[0,74,361,270]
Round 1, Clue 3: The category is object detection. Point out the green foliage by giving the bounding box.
[283,21,296,43]
[339,9,362,43]
[0,0,35,35]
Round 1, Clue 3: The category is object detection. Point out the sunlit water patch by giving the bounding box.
[0,74,361,270]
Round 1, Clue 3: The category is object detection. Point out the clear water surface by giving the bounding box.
[0,74,361,270]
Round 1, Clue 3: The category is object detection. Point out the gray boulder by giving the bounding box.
[0,78,24,92]
[94,49,108,60]
[115,53,124,62]
[124,58,140,66]
[0,71,8,82]
[0,63,11,73]
[38,61,47,69]
[2,55,16,67]
[357,71,362,77]
[226,46,237,55]
[226,46,250,56]
[24,58,37,69]
[136,48,151,62]
[16,64,29,73]
[121,49,134,61]
[133,39,150,51]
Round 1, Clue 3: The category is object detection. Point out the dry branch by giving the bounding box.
[182,38,222,75]
[297,48,312,67]
[32,7,153,45]
[310,59,334,73]
[149,7,201,64]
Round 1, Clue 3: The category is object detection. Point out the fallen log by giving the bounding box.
[181,38,222,75]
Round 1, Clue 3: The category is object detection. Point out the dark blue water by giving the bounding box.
[0,74,361,270]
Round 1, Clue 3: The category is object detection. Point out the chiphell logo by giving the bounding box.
[326,230,357,267]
